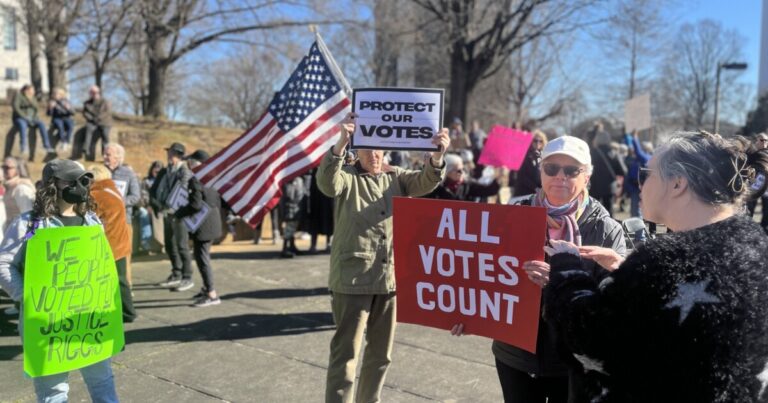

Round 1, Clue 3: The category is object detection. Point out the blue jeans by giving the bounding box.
[51,117,74,143]
[32,358,118,403]
[14,117,53,152]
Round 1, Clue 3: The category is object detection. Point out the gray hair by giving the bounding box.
[104,143,125,163]
[444,154,463,173]
[654,131,766,205]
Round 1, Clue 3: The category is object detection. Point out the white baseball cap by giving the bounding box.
[541,135,591,165]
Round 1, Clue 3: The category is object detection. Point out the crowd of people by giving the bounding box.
[2,84,768,402]
[6,84,113,163]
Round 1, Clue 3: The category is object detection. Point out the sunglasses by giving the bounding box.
[1,165,16,170]
[542,163,584,178]
[638,168,654,186]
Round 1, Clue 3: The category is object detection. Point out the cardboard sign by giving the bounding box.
[478,126,534,171]
[23,226,124,377]
[393,197,547,353]
[351,87,443,151]
[624,93,652,132]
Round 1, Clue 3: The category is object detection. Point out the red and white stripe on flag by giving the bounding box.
[193,40,351,227]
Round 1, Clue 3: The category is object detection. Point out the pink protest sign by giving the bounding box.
[478,126,533,171]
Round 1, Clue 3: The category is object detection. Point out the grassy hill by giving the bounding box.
[0,101,243,180]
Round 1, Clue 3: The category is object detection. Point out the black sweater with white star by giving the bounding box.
[544,215,768,403]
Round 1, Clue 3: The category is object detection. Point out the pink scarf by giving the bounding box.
[532,188,588,245]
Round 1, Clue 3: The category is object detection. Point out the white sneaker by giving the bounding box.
[193,297,221,307]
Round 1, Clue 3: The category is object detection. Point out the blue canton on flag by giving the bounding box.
[270,43,342,132]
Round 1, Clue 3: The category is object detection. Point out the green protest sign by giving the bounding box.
[23,225,124,377]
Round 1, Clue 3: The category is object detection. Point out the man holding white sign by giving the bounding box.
[318,111,448,403]
[350,88,443,151]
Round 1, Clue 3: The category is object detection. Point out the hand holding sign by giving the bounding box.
[522,260,551,288]
[334,112,358,156]
[430,128,450,166]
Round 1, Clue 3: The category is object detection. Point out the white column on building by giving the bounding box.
[760,0,768,97]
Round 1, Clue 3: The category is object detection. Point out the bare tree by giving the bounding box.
[22,0,85,93]
[185,47,283,128]
[137,0,349,118]
[658,19,745,130]
[373,0,400,86]
[19,2,45,97]
[409,0,596,123]
[505,34,582,127]
[593,0,669,100]
[111,35,149,115]
[72,0,137,90]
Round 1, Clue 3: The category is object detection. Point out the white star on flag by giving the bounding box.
[664,279,721,325]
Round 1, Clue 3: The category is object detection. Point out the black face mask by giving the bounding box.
[61,178,90,204]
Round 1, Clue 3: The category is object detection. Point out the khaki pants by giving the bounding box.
[325,292,396,403]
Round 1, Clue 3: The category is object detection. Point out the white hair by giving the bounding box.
[444,154,463,172]
[104,143,125,163]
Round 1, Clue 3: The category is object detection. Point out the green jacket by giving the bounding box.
[317,149,445,294]
[12,92,37,121]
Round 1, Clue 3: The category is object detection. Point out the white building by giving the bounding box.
[0,0,47,100]
[760,0,768,97]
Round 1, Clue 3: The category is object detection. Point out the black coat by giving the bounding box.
[511,150,542,197]
[545,216,768,402]
[175,177,222,242]
[589,145,626,197]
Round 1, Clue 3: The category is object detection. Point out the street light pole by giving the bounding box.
[713,62,748,134]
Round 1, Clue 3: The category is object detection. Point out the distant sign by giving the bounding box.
[351,88,443,151]
[478,126,533,171]
[624,93,652,132]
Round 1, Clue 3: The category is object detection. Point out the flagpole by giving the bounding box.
[313,29,353,96]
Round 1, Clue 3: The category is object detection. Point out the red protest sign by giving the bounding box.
[477,126,533,171]
[393,197,547,353]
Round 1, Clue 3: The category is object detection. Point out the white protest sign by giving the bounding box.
[624,93,652,132]
[351,88,443,151]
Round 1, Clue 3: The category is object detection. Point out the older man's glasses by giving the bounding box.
[638,168,654,186]
[542,163,583,178]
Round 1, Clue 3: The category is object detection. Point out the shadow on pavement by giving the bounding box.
[221,287,329,300]
[126,312,333,344]
[134,303,197,309]
[211,250,283,260]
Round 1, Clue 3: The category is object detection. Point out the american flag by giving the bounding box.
[194,38,351,227]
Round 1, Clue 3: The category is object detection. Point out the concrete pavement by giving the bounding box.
[0,239,503,403]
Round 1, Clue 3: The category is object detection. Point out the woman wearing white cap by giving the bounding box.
[453,135,626,402]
